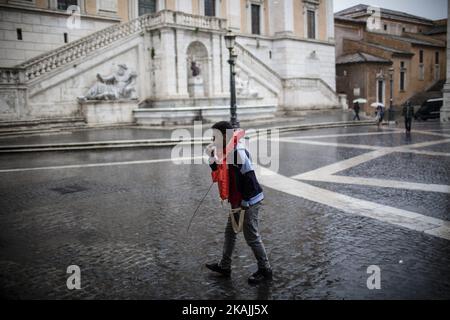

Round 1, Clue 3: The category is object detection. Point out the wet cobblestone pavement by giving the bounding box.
[306,181,450,221]
[1,120,450,299]
[339,152,450,186]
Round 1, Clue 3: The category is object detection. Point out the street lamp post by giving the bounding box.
[389,66,395,123]
[224,30,239,128]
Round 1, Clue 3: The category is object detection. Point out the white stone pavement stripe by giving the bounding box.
[276,138,383,150]
[277,138,450,157]
[0,139,206,149]
[0,156,205,173]
[409,130,450,138]
[291,138,450,180]
[282,130,403,140]
[292,149,393,180]
[257,167,450,241]
[298,175,450,194]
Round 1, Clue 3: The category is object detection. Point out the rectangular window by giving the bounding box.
[419,64,424,81]
[384,24,387,31]
[307,10,316,39]
[400,72,405,91]
[434,52,440,81]
[434,65,440,81]
[400,61,406,91]
[205,0,216,17]
[57,0,78,11]
[251,4,261,35]
[17,28,23,40]
[64,32,68,43]
[138,0,157,16]
[377,80,384,104]
[419,50,424,80]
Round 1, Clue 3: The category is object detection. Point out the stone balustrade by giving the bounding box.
[0,68,26,85]
[167,10,226,30]
[234,42,283,91]
[283,77,339,104]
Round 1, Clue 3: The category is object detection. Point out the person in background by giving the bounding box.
[403,100,413,134]
[353,101,361,121]
[376,105,385,128]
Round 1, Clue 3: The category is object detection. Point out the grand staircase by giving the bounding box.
[0,9,338,128]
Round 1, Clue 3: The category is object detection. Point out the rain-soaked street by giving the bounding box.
[0,121,450,299]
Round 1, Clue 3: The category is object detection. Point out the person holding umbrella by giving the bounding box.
[352,98,367,121]
[371,102,385,128]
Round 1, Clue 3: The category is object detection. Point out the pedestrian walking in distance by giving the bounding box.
[376,105,385,128]
[353,101,361,121]
[205,121,272,285]
[403,100,413,133]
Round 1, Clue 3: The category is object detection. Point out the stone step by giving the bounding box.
[0,117,86,136]
[139,97,268,108]
[0,117,86,129]
[133,104,277,126]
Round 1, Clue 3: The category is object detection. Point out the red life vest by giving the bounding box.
[211,129,246,201]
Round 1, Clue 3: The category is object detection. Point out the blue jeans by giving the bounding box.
[219,203,271,270]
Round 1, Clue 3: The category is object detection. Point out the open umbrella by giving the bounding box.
[371,102,385,108]
[353,98,367,104]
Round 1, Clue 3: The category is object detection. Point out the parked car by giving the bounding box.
[414,98,443,121]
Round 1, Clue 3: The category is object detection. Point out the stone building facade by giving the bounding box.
[335,4,447,117]
[0,0,338,125]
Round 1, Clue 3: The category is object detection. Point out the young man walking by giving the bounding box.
[205,121,272,285]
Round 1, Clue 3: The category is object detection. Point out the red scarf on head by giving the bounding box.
[211,129,246,203]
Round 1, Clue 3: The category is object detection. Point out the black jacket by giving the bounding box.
[210,146,264,207]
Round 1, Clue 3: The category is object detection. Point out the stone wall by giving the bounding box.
[236,35,336,91]
[0,6,119,67]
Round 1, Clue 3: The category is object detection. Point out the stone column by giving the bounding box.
[157,28,178,98]
[210,33,223,96]
[140,29,153,99]
[227,0,241,31]
[269,0,294,36]
[442,0,450,122]
[175,29,189,98]
[326,0,335,42]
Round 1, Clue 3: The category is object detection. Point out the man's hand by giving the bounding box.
[205,143,218,165]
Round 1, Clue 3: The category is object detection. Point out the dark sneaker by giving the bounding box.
[248,268,273,284]
[205,263,231,277]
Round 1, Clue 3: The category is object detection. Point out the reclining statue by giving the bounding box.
[78,64,137,101]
